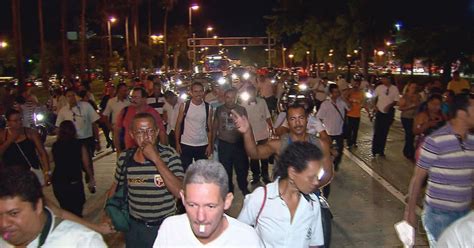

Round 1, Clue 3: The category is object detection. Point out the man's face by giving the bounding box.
[181,183,233,244]
[6,113,22,129]
[130,90,145,106]
[191,85,204,102]
[289,160,322,194]
[0,197,43,246]
[224,91,237,108]
[117,86,128,99]
[65,91,77,106]
[165,95,177,106]
[153,84,162,95]
[130,117,158,146]
[381,77,390,86]
[330,88,341,99]
[287,107,307,135]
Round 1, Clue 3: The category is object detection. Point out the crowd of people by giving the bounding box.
[0,70,472,247]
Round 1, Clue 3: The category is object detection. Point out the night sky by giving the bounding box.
[0,0,472,56]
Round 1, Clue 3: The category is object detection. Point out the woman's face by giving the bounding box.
[7,113,22,129]
[408,83,417,93]
[289,160,322,194]
[427,98,441,113]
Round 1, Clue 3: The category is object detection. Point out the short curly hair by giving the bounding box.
[274,142,323,179]
[0,166,43,209]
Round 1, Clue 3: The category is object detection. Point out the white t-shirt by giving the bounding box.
[180,101,208,146]
[0,209,107,248]
[56,101,100,139]
[374,84,400,113]
[102,96,130,125]
[241,97,271,142]
[153,214,264,248]
[316,98,349,136]
[163,100,181,134]
[238,178,324,248]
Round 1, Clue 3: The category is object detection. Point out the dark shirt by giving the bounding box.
[52,139,84,184]
[215,104,247,143]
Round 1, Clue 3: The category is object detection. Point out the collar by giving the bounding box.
[266,178,318,202]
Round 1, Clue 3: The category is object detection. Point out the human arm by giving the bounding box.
[404,166,428,227]
[92,123,101,151]
[113,109,125,155]
[142,142,183,198]
[211,108,219,150]
[0,129,17,155]
[318,131,334,188]
[412,112,440,135]
[174,103,185,154]
[29,129,51,185]
[81,144,96,191]
[231,109,277,159]
[206,107,214,157]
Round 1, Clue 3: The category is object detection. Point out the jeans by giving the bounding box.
[421,204,469,247]
[125,217,162,248]
[401,117,415,159]
[180,143,208,171]
[218,139,250,195]
[372,110,394,155]
[346,116,360,147]
[250,139,269,181]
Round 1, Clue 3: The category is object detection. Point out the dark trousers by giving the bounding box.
[100,123,113,148]
[180,143,208,171]
[346,117,360,146]
[218,139,250,195]
[125,217,161,248]
[79,137,95,180]
[401,117,415,159]
[250,139,270,181]
[330,134,344,171]
[372,110,394,155]
[168,131,176,149]
[52,181,85,217]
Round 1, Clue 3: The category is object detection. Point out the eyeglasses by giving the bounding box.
[454,134,465,151]
[72,107,82,122]
[133,128,156,136]
[385,87,390,96]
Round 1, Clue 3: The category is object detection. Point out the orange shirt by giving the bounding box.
[346,90,364,118]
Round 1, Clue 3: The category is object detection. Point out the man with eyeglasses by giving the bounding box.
[114,87,167,155]
[106,112,184,248]
[56,89,101,182]
[371,74,400,157]
[404,93,474,247]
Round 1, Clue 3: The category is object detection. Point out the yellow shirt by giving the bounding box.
[447,79,470,94]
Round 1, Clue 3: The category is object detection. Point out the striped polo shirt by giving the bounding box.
[417,123,474,212]
[114,144,184,222]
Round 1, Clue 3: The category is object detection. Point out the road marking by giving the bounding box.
[344,149,423,216]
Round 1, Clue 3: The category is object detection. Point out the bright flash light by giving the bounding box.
[180,93,188,100]
[231,73,238,80]
[240,91,250,101]
[242,72,250,80]
[271,79,276,84]
[298,84,308,91]
[365,91,373,98]
[176,79,183,85]
[35,113,45,122]
[218,77,227,85]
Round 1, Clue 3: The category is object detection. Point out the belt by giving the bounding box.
[130,215,165,227]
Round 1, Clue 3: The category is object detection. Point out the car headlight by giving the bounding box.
[231,74,238,80]
[298,84,308,91]
[240,91,250,101]
[365,91,373,98]
[180,93,188,100]
[242,72,250,80]
[176,79,183,85]
[218,77,227,85]
[35,113,45,122]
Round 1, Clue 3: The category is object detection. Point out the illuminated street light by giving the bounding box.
[107,17,117,58]
[0,41,8,48]
[306,51,310,55]
[346,54,352,58]
[386,41,391,46]
[206,26,213,37]
[354,49,358,54]
[242,47,247,51]
[213,35,218,39]
[288,54,294,59]
[109,17,117,23]
[377,51,385,56]
[394,22,402,31]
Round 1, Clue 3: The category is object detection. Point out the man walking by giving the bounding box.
[371,74,400,156]
[212,88,250,195]
[107,113,184,248]
[103,83,130,150]
[404,93,474,247]
[175,82,213,170]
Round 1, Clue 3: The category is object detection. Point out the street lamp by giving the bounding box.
[306,50,310,71]
[288,54,294,67]
[206,26,213,37]
[188,3,199,68]
[107,17,117,58]
[0,41,8,48]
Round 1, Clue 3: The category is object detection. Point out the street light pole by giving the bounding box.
[107,17,116,59]
[206,26,213,38]
[188,4,199,69]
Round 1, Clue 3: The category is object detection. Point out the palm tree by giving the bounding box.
[38,0,48,88]
[61,0,71,84]
[12,0,25,85]
[79,0,87,80]
[162,0,177,72]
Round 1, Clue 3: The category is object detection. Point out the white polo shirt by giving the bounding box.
[238,178,324,248]
[102,96,130,125]
[56,101,100,139]
[163,100,182,134]
[241,97,271,142]
[374,84,400,113]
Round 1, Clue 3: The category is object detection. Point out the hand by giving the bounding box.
[175,143,182,155]
[205,144,212,157]
[141,140,160,162]
[88,177,96,193]
[94,221,116,235]
[404,210,417,229]
[231,109,250,134]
